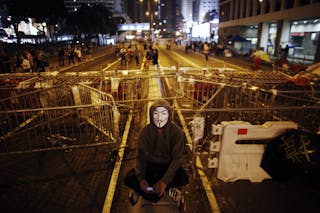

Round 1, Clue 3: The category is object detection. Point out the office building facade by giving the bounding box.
[124,0,181,36]
[218,0,320,62]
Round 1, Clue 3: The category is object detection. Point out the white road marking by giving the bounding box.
[102,112,133,213]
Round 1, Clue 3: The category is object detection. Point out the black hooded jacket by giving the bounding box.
[135,99,185,185]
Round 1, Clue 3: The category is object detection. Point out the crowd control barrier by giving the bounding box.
[211,121,298,182]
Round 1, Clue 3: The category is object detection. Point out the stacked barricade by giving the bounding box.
[7,69,181,107]
[1,69,182,111]
[0,69,183,155]
[0,73,38,100]
[1,67,318,153]
[210,121,298,183]
[173,67,320,134]
[166,67,320,183]
[175,67,288,87]
[0,83,119,155]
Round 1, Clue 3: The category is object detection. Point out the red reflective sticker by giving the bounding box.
[238,128,248,135]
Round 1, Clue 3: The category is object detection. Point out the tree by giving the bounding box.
[64,4,117,39]
[3,0,66,43]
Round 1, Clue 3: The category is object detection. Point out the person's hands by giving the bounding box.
[139,179,149,193]
[153,180,167,196]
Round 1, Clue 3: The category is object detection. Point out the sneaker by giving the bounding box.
[168,188,186,212]
[167,187,182,203]
[128,190,139,206]
[178,195,186,212]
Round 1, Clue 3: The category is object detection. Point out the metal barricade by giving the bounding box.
[161,67,320,185]
[1,67,318,155]
[0,73,38,100]
[76,70,183,108]
[0,83,119,155]
[171,68,320,134]
[175,67,288,87]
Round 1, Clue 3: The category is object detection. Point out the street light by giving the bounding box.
[139,0,158,40]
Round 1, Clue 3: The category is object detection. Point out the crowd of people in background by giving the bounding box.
[6,48,50,73]
[0,42,94,74]
[184,40,227,57]
[0,38,300,75]
[115,41,159,70]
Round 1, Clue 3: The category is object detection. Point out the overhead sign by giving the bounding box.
[118,23,150,31]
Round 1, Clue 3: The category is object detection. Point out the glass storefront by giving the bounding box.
[289,18,320,61]
[267,23,277,55]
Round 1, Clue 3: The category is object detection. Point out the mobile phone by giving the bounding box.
[146,187,154,192]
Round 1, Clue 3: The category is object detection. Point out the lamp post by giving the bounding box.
[140,0,158,40]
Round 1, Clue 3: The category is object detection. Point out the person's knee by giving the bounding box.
[124,168,137,187]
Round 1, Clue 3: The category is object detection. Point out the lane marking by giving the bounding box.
[173,100,221,213]
[102,111,133,213]
[168,49,221,211]
[212,57,245,70]
[171,47,245,70]
[171,51,201,68]
[102,58,121,71]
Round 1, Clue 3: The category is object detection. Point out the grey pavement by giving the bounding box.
[48,45,111,72]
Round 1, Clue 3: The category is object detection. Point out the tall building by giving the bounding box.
[198,0,218,23]
[191,0,218,24]
[124,0,181,36]
[181,0,193,32]
[218,0,320,62]
[113,0,123,13]
[124,0,158,24]
[192,0,199,23]
[64,0,122,13]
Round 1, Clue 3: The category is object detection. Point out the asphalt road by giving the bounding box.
[1,43,319,213]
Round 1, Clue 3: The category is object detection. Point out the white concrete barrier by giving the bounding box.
[215,121,298,182]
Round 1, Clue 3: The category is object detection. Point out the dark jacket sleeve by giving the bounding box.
[161,125,185,184]
[135,127,148,182]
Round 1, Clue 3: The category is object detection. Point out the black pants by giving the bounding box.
[124,162,189,203]
[205,53,209,61]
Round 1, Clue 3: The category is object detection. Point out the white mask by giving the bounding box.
[152,107,169,128]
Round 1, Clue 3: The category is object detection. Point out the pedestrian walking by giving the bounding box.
[86,44,93,60]
[145,46,154,70]
[58,47,65,66]
[134,45,140,66]
[68,47,75,65]
[153,48,159,70]
[114,45,120,58]
[120,48,127,67]
[37,50,49,72]
[21,55,31,72]
[203,42,210,63]
[75,47,82,63]
[25,50,34,72]
[127,45,133,64]
[14,52,22,72]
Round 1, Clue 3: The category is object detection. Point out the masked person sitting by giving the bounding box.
[124,99,189,210]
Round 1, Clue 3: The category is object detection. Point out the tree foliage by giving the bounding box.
[3,0,66,42]
[1,0,118,43]
[4,0,66,25]
[64,4,117,36]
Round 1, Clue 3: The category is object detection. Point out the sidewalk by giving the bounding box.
[213,54,274,71]
[174,45,274,71]
[48,45,112,72]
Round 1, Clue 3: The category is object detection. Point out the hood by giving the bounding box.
[149,99,172,128]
